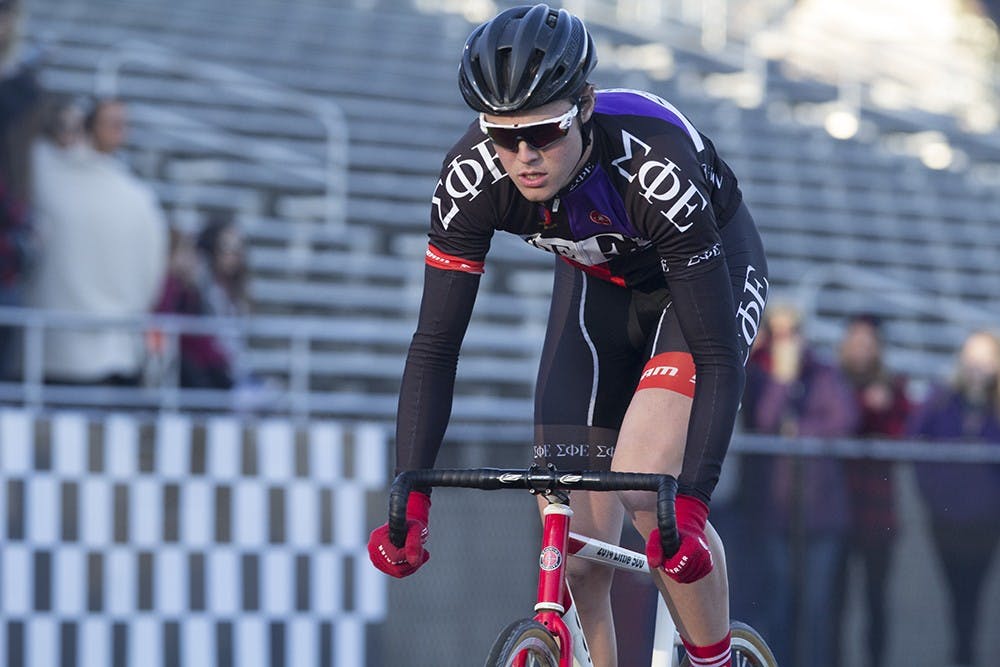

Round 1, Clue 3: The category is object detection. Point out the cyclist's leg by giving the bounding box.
[616,203,769,650]
[534,260,644,667]
[612,387,732,647]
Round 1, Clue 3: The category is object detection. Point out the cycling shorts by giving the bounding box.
[533,201,768,471]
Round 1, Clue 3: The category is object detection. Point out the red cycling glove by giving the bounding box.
[367,491,431,578]
[646,494,714,584]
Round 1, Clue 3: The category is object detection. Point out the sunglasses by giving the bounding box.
[479,105,579,151]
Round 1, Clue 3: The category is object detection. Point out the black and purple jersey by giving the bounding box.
[425,88,742,286]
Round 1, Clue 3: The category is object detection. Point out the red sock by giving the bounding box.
[682,632,732,667]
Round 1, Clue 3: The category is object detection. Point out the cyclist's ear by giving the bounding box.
[579,83,597,123]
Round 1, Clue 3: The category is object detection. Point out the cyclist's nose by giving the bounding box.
[516,140,542,162]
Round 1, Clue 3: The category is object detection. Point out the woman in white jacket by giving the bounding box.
[30,97,168,385]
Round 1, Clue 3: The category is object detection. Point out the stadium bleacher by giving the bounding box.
[22,0,1000,425]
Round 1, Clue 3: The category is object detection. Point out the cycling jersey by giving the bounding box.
[396,89,768,503]
[425,89,741,285]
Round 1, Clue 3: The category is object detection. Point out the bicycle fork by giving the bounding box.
[524,501,594,667]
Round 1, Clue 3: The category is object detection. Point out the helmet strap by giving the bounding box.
[579,116,593,158]
[575,92,594,158]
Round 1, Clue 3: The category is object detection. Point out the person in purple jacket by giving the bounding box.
[752,303,859,667]
[836,313,911,667]
[911,330,1000,667]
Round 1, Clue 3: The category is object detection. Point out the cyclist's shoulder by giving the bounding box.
[431,120,525,236]
[593,88,708,150]
[591,88,740,213]
[435,119,514,198]
[435,122,516,209]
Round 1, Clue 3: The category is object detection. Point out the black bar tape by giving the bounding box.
[386,467,679,556]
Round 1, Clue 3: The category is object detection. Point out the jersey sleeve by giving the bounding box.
[395,264,481,473]
[619,121,744,503]
[396,127,504,473]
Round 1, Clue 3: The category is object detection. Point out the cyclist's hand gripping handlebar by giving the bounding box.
[646,493,713,584]
[367,486,431,579]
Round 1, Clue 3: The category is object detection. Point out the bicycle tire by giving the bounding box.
[484,618,561,667]
[679,621,778,667]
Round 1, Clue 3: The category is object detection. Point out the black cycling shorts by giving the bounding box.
[533,202,768,471]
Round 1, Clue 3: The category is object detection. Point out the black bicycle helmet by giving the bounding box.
[459,4,597,113]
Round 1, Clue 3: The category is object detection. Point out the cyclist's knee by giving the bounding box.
[565,556,614,598]
[617,489,656,536]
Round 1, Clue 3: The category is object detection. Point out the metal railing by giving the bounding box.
[4,303,999,466]
[732,431,1000,464]
[0,307,533,436]
[0,306,334,418]
[94,40,349,229]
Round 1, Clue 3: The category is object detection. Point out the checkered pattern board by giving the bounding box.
[0,409,388,667]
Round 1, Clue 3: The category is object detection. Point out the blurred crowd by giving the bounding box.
[0,0,257,396]
[717,306,1000,667]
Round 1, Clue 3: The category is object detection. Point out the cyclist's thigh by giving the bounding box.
[612,389,691,483]
[534,259,644,474]
[534,261,646,543]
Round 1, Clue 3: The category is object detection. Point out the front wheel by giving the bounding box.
[484,618,561,667]
[679,621,778,667]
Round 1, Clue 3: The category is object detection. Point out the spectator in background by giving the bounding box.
[154,229,222,387]
[85,97,127,155]
[155,214,249,390]
[911,330,1000,667]
[835,313,911,667]
[0,0,42,378]
[28,96,168,386]
[193,214,250,383]
[154,212,275,412]
[752,302,859,667]
[32,95,85,178]
[194,214,250,321]
[38,94,84,149]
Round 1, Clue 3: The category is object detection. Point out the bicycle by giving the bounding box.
[387,464,777,667]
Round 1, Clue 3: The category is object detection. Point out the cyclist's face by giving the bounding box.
[484,95,594,203]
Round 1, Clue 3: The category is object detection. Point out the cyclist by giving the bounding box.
[368,5,769,666]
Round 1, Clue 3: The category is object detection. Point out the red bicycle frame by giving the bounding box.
[519,502,576,667]
[385,466,680,666]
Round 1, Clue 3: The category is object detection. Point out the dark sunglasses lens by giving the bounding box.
[526,123,569,148]
[487,121,568,150]
[485,127,520,150]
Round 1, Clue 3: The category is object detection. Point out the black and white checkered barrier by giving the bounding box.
[0,409,387,667]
